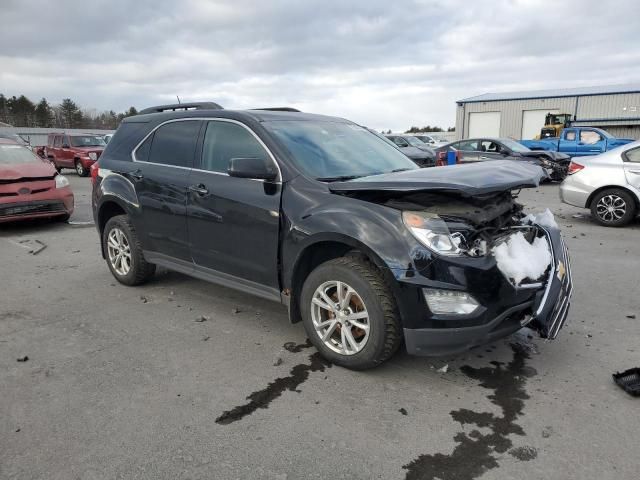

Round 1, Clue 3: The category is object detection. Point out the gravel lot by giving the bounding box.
[1,173,639,480]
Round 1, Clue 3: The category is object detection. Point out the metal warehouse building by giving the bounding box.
[455,83,640,141]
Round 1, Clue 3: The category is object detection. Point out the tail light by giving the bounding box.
[90,162,100,184]
[567,161,584,175]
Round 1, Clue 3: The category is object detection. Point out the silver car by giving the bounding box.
[560,140,640,226]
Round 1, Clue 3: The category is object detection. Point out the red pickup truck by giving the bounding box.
[46,133,106,176]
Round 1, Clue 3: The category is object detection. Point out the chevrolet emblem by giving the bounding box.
[556,261,566,280]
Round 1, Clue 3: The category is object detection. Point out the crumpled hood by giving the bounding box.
[329,160,545,196]
[520,151,569,162]
[0,161,56,181]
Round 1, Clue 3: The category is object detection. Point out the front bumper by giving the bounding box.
[403,227,573,356]
[0,187,74,223]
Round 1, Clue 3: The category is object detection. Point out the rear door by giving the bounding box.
[455,140,480,162]
[622,145,640,190]
[576,129,606,156]
[59,135,75,167]
[558,129,578,154]
[131,119,202,261]
[187,119,281,291]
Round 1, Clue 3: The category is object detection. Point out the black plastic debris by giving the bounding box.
[612,368,640,397]
[16,356,29,362]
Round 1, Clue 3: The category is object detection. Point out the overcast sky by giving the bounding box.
[1,0,639,131]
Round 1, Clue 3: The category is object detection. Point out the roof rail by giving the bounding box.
[251,107,301,112]
[138,102,224,115]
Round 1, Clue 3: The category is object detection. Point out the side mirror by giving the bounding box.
[228,157,277,181]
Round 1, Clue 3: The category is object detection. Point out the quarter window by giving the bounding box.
[135,133,153,162]
[147,120,201,167]
[623,146,640,163]
[564,130,576,141]
[201,121,269,173]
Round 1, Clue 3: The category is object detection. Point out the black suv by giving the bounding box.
[92,102,572,370]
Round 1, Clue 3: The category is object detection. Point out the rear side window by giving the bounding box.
[580,130,603,145]
[201,121,269,173]
[135,133,153,162]
[146,120,201,167]
[564,130,576,141]
[457,140,479,151]
[623,146,640,163]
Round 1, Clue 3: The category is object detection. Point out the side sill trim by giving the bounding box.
[143,251,282,304]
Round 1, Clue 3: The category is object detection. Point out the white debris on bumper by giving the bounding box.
[492,232,552,286]
[521,208,558,229]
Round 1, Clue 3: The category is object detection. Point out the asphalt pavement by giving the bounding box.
[1,173,638,480]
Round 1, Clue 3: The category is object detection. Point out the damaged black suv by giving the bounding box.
[92,103,572,370]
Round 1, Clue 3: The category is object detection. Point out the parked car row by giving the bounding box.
[434,137,571,181]
[385,134,436,166]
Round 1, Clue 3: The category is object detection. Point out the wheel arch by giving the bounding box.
[586,185,640,211]
[97,198,129,258]
[286,234,403,325]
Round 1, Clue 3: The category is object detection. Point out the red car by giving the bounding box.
[46,133,105,177]
[0,138,74,223]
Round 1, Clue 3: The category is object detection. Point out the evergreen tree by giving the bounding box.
[35,98,53,127]
[59,98,84,128]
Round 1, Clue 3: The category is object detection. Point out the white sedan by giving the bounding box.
[560,140,640,227]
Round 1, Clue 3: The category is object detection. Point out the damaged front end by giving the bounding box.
[353,188,571,355]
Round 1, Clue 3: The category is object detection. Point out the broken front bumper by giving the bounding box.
[402,227,573,356]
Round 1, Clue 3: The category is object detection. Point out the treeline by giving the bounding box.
[405,125,455,133]
[0,94,138,130]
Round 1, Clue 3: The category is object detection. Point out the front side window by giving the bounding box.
[53,135,62,147]
[265,121,417,180]
[623,146,640,163]
[389,136,409,147]
[580,130,603,145]
[146,120,201,167]
[201,121,269,173]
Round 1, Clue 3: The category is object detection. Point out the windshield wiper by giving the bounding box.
[390,168,412,173]
[316,175,365,182]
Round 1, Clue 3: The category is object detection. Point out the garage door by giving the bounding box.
[468,112,501,138]
[521,109,559,140]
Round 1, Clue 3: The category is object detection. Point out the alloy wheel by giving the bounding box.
[76,161,84,175]
[596,194,626,222]
[310,280,370,355]
[107,227,132,276]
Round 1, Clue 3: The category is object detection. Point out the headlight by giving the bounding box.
[88,152,98,161]
[55,174,70,188]
[402,211,461,256]
[423,288,480,315]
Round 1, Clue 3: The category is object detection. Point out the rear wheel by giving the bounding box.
[300,255,402,370]
[590,188,636,227]
[75,159,89,177]
[102,215,155,285]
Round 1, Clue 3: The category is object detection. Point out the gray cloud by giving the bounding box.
[1,0,638,130]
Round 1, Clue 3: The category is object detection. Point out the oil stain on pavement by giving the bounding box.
[216,341,328,425]
[403,343,537,480]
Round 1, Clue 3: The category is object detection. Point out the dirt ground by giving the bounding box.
[1,174,638,480]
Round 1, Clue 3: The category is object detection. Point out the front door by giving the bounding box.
[187,119,281,291]
[59,135,75,167]
[130,119,202,261]
[576,129,606,156]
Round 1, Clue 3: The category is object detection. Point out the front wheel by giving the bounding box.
[590,188,636,227]
[75,159,89,177]
[102,215,156,285]
[300,255,402,370]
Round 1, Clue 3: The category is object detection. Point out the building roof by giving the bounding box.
[458,83,640,104]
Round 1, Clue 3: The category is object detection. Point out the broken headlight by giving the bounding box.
[402,211,461,256]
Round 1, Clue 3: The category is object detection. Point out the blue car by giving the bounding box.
[520,127,633,156]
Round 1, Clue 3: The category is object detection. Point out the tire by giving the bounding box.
[300,255,402,370]
[75,159,89,177]
[56,213,71,222]
[590,188,636,227]
[102,214,155,285]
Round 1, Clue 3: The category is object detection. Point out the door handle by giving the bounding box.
[479,156,489,160]
[188,184,209,196]
[628,169,640,175]
[128,169,144,181]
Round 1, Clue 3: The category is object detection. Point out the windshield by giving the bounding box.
[500,138,531,153]
[70,135,106,147]
[405,136,425,147]
[415,136,433,143]
[0,144,42,165]
[264,120,418,180]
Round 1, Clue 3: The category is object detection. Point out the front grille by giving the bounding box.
[0,201,65,218]
[546,236,573,339]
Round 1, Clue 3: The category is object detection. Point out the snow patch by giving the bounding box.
[492,232,551,286]
[522,208,558,229]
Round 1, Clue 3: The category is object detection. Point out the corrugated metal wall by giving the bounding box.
[456,92,640,140]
